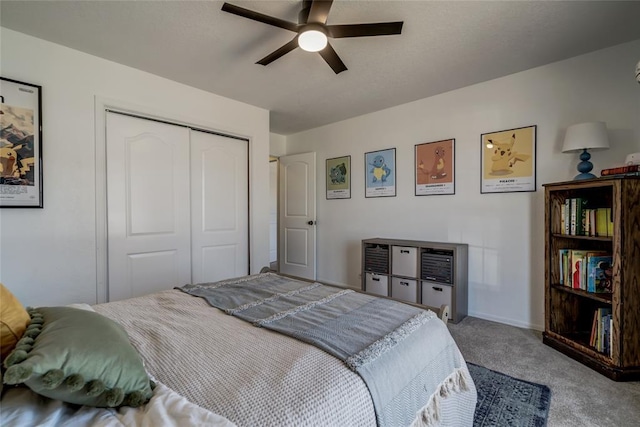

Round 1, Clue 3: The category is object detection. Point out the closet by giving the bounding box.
[106,112,248,301]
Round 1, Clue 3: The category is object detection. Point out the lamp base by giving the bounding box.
[574,172,597,180]
[573,149,596,180]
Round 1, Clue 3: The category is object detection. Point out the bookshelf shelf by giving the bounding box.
[550,284,612,304]
[551,233,612,242]
[544,177,640,381]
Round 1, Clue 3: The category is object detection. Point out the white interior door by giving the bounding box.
[190,130,249,283]
[269,159,278,264]
[106,113,191,301]
[279,152,316,280]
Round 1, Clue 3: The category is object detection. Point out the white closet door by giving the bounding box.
[190,130,249,283]
[106,113,192,301]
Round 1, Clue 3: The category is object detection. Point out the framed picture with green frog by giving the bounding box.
[326,155,351,199]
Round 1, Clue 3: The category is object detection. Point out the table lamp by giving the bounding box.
[562,122,610,180]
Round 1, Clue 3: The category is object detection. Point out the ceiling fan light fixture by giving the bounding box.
[298,28,327,52]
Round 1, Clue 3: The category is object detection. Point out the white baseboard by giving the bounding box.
[468,310,544,332]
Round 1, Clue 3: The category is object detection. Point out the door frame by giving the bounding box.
[94,96,252,303]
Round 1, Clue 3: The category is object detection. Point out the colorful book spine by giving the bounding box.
[564,199,571,234]
[590,308,612,354]
[595,208,608,237]
[601,164,640,176]
[570,198,577,235]
[559,249,570,285]
[570,250,588,290]
[575,198,588,236]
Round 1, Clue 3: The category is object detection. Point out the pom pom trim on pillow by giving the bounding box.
[2,307,153,408]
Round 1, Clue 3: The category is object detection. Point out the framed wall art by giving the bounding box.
[326,155,351,199]
[415,138,455,196]
[365,148,396,198]
[0,77,43,208]
[480,125,536,194]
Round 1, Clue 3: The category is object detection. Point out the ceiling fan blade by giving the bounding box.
[318,42,347,74]
[256,37,299,66]
[307,0,334,24]
[328,22,404,38]
[222,3,299,33]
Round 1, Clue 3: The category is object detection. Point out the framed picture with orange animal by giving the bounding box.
[0,77,43,208]
[415,139,455,196]
[481,125,536,194]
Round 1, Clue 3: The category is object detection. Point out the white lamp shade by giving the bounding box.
[298,30,327,52]
[562,122,610,153]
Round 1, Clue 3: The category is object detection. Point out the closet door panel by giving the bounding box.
[106,113,192,301]
[191,130,249,283]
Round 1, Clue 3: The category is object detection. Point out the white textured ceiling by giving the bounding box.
[2,1,640,135]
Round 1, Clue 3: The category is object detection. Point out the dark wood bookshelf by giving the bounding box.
[543,177,640,381]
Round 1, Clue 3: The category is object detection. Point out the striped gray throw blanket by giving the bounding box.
[179,273,464,426]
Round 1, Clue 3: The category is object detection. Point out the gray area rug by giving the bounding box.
[468,362,551,427]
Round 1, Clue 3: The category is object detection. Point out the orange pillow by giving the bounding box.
[1,283,31,361]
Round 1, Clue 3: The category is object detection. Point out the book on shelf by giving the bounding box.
[590,308,612,355]
[561,198,613,237]
[570,198,577,235]
[559,249,611,291]
[600,164,640,176]
[586,255,613,293]
[570,250,589,290]
[559,249,570,286]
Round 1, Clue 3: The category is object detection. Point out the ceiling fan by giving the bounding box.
[221,0,403,74]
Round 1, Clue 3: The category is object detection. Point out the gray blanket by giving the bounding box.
[179,273,455,426]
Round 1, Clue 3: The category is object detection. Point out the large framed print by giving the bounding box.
[481,125,536,194]
[415,139,455,196]
[326,155,351,199]
[0,77,43,208]
[365,148,396,198]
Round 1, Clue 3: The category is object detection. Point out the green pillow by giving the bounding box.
[2,306,153,407]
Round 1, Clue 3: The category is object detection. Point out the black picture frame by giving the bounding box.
[480,125,536,194]
[0,77,43,208]
[326,155,351,199]
[365,148,396,198]
[415,138,455,196]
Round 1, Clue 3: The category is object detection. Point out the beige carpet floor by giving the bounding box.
[448,316,640,427]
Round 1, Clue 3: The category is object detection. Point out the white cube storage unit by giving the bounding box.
[365,273,389,297]
[391,277,418,304]
[391,246,418,278]
[421,283,452,309]
[362,238,468,323]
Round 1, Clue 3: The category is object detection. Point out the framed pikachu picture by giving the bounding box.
[481,125,536,194]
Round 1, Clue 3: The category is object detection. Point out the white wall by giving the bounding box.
[0,28,271,306]
[286,40,640,330]
[269,133,287,157]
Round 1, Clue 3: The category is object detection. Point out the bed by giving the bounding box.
[1,272,477,426]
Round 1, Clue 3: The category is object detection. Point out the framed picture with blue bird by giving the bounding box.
[365,148,396,198]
